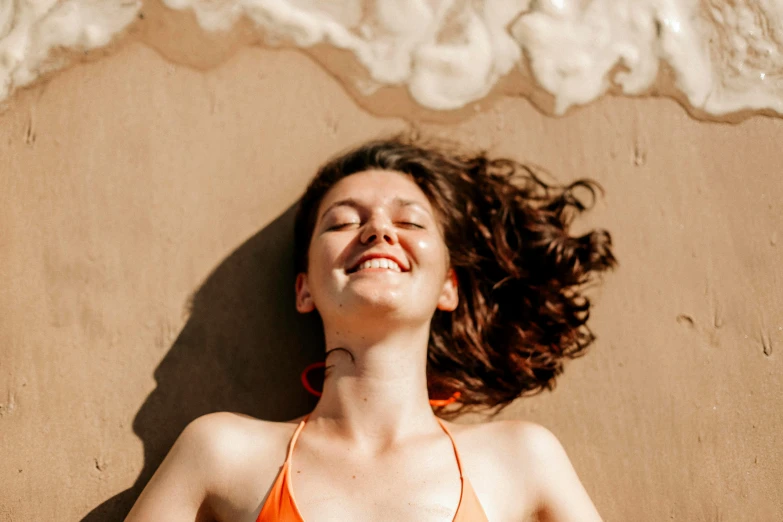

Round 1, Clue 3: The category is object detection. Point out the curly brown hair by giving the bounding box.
[294,134,617,415]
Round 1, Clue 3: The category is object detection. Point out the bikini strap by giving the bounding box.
[435,418,465,479]
[286,414,310,462]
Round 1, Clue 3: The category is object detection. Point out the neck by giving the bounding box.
[308,318,440,445]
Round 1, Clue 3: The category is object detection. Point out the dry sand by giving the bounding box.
[1,13,782,522]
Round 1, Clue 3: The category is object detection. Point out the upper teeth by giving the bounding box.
[355,258,402,272]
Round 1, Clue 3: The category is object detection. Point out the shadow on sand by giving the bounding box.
[81,204,324,521]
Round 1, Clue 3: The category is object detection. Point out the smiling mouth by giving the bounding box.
[348,258,403,273]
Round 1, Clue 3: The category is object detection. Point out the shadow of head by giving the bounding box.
[81,203,324,522]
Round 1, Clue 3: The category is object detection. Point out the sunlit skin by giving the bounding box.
[295,169,459,443]
[125,168,604,522]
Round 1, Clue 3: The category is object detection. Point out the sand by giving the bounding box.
[1,8,782,522]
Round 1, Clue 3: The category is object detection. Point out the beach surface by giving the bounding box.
[1,6,782,521]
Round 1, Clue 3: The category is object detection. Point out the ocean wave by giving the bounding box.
[2,0,782,117]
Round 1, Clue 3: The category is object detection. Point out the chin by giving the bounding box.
[356,294,402,311]
[346,290,409,316]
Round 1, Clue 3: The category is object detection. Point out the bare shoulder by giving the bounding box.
[445,419,603,521]
[127,412,302,522]
[182,411,301,494]
[445,416,559,458]
[446,418,566,480]
[487,419,569,464]
[179,411,298,465]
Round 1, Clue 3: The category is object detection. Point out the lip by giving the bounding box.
[347,252,410,273]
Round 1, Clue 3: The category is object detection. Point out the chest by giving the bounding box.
[290,442,463,522]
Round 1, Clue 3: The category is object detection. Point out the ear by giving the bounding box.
[436,268,459,312]
[295,272,316,313]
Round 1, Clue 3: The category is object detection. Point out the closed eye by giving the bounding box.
[396,222,424,229]
[327,222,360,231]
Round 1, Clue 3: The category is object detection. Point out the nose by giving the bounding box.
[360,216,398,245]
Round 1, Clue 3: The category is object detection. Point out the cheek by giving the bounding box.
[309,236,349,276]
[411,235,450,270]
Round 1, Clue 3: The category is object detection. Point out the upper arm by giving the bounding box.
[125,413,234,522]
[517,423,603,522]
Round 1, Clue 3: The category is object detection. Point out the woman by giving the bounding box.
[126,135,616,521]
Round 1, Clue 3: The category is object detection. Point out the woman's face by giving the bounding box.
[295,169,458,323]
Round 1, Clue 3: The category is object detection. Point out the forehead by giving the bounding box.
[318,169,431,212]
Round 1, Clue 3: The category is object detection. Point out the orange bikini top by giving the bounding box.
[255,415,489,522]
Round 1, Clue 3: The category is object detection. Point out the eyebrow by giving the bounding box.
[319,197,432,221]
[319,198,361,221]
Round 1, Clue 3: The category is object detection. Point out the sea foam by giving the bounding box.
[0,0,140,103]
[1,0,782,116]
